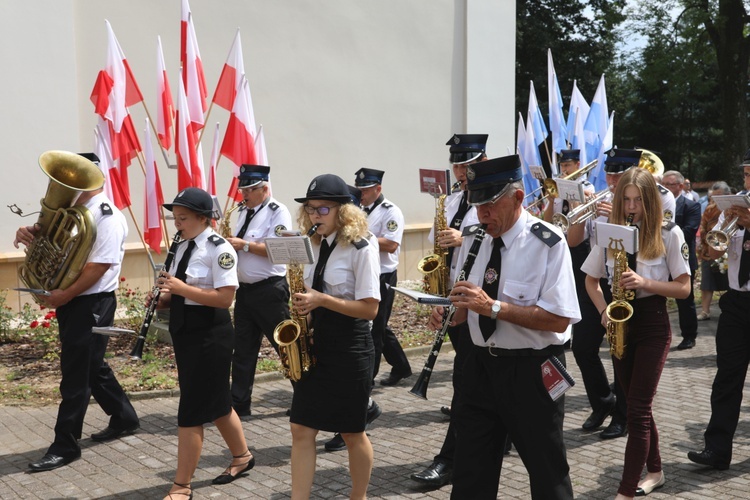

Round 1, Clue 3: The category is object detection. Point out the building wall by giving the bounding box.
[0,0,515,311]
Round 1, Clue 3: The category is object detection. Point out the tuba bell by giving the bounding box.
[17,151,104,303]
[635,149,664,177]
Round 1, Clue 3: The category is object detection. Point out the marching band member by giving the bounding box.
[688,151,750,471]
[582,168,690,499]
[289,174,381,500]
[158,188,251,499]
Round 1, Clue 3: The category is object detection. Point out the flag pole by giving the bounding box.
[124,203,157,272]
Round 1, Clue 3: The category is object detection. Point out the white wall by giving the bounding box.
[0,0,514,258]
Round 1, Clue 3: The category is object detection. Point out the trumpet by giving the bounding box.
[552,190,611,232]
[526,159,598,210]
[706,194,750,251]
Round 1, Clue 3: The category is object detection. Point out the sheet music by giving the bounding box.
[264,235,315,265]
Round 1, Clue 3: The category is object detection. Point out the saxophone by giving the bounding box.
[273,223,320,382]
[417,193,451,296]
[219,201,246,238]
[605,214,635,359]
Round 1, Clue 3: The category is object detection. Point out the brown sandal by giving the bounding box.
[212,449,255,485]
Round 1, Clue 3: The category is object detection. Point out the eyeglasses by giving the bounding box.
[303,205,336,215]
[663,182,681,187]
[238,185,264,192]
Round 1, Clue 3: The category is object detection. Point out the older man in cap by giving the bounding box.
[226,164,293,417]
[430,154,580,499]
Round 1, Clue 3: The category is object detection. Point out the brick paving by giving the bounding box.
[1,310,749,499]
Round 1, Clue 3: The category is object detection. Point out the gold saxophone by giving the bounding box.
[219,201,246,238]
[605,214,635,359]
[16,151,104,304]
[418,193,451,296]
[273,223,320,382]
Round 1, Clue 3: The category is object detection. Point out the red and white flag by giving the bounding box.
[156,36,174,151]
[255,124,268,166]
[212,29,245,111]
[221,74,258,202]
[143,119,164,253]
[207,122,221,196]
[180,0,207,132]
[175,70,204,191]
[95,120,131,209]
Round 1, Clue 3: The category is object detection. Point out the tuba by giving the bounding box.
[17,151,104,303]
[273,223,320,382]
[635,148,665,176]
[417,193,451,296]
[605,214,636,359]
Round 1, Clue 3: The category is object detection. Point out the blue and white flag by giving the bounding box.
[589,111,615,192]
[566,80,590,146]
[583,75,608,168]
[548,50,567,165]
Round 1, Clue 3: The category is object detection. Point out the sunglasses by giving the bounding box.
[303,205,336,216]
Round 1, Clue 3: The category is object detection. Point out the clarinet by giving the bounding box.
[409,223,488,399]
[129,231,183,360]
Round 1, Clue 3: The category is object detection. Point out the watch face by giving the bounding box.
[243,244,249,252]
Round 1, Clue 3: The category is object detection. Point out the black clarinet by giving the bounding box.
[409,223,488,399]
[129,231,183,360]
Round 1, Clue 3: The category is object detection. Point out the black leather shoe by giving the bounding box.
[687,448,730,470]
[504,436,512,455]
[91,423,139,442]
[410,461,452,487]
[324,433,346,452]
[440,406,451,417]
[600,421,627,439]
[582,398,616,430]
[28,453,80,472]
[379,370,412,386]
[366,401,382,425]
[677,338,696,350]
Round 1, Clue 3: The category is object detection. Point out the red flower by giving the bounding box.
[29,320,39,328]
[44,311,56,320]
[42,321,50,328]
[39,305,46,310]
[120,276,127,282]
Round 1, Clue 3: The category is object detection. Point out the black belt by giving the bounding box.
[239,275,285,289]
[477,344,564,358]
[728,289,750,297]
[82,291,115,300]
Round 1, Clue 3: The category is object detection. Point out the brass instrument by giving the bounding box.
[552,190,610,232]
[17,151,104,304]
[636,148,665,176]
[706,195,750,251]
[219,201,246,238]
[605,214,636,359]
[527,159,598,210]
[273,223,321,382]
[417,193,450,296]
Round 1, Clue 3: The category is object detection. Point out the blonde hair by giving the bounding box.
[297,203,369,246]
[610,168,665,260]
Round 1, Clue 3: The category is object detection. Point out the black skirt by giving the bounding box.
[172,305,234,427]
[290,309,374,433]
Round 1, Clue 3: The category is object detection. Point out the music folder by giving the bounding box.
[264,235,315,265]
[391,286,451,307]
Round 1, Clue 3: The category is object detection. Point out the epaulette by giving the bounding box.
[382,202,393,209]
[461,224,482,237]
[530,221,562,248]
[353,238,369,250]
[658,184,669,195]
[661,221,676,231]
[100,202,113,216]
[208,234,225,246]
[269,202,279,211]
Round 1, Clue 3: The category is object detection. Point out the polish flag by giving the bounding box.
[207,122,221,196]
[175,69,204,190]
[95,120,131,209]
[255,124,268,166]
[143,119,164,253]
[156,36,174,151]
[221,74,258,202]
[181,0,207,132]
[212,29,245,111]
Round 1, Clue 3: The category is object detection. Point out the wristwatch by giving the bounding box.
[242,243,250,253]
[490,300,502,320]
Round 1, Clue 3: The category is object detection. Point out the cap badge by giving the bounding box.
[359,172,365,179]
[310,180,317,191]
[240,165,247,173]
[454,136,460,144]
[484,268,498,285]
[177,190,185,198]
[609,150,616,157]
[466,166,475,180]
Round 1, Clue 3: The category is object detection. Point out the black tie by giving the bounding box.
[447,191,470,265]
[312,239,337,293]
[738,229,750,288]
[169,240,196,334]
[479,238,503,341]
[236,208,256,239]
[363,206,372,215]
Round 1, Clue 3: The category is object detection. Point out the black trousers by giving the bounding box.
[230,276,290,412]
[48,293,138,458]
[704,290,750,460]
[451,346,573,500]
[434,322,471,464]
[372,271,410,379]
[676,273,698,340]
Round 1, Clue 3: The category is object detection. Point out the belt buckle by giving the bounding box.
[487,345,499,357]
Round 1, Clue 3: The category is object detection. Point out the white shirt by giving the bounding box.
[429,190,480,281]
[713,209,750,292]
[581,222,691,298]
[365,196,404,274]
[455,210,581,349]
[169,227,239,306]
[234,197,292,283]
[81,192,128,295]
[303,232,381,302]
